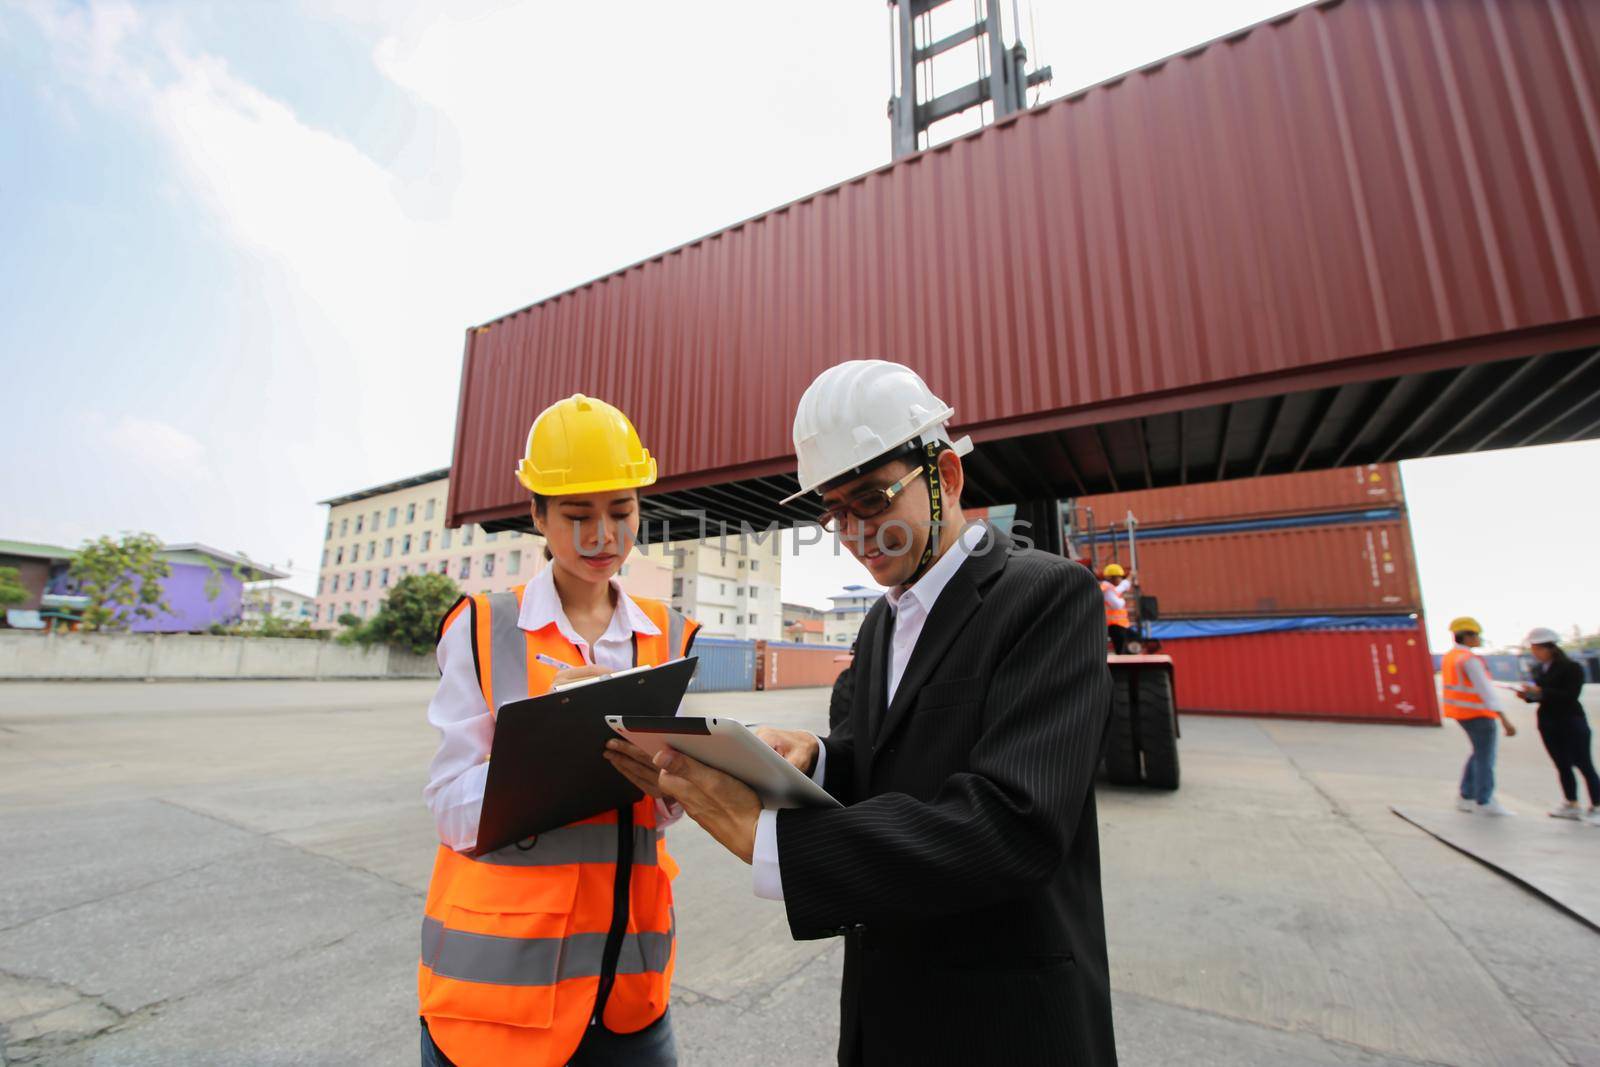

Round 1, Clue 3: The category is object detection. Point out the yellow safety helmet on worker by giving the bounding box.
[1448,616,1482,637]
[1102,563,1125,579]
[516,394,657,495]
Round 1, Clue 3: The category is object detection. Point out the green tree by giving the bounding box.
[70,533,171,632]
[353,573,460,655]
[337,612,362,629]
[0,566,29,610]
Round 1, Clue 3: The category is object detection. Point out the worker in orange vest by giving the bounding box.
[418,395,699,1067]
[1100,563,1133,654]
[1440,616,1517,816]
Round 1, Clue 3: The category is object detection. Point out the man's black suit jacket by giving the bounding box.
[776,528,1116,1066]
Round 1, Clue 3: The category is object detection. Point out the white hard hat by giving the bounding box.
[1524,627,1562,646]
[781,360,974,505]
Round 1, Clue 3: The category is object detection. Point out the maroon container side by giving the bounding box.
[1076,464,1404,529]
[1159,623,1440,724]
[764,644,852,690]
[449,0,1600,529]
[1132,520,1421,617]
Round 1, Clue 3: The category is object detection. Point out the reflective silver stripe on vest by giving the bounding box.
[486,591,525,710]
[475,824,660,867]
[421,918,674,986]
[665,606,688,658]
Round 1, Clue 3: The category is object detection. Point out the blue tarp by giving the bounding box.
[1080,508,1403,544]
[1150,615,1419,639]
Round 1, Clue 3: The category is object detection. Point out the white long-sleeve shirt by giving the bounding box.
[1460,653,1502,714]
[1101,578,1131,610]
[422,563,681,853]
[752,521,988,900]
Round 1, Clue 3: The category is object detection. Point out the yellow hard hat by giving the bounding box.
[1448,616,1482,636]
[515,394,657,495]
[1102,563,1125,578]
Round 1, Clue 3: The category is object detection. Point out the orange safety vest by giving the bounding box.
[418,585,699,1067]
[1440,647,1496,720]
[1100,581,1130,629]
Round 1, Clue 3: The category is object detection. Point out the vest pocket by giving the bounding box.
[419,866,582,1029]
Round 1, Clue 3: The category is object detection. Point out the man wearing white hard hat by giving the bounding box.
[1518,627,1600,824]
[650,359,1117,1065]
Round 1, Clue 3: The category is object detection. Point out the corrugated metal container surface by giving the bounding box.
[1075,465,1403,529]
[1162,624,1440,723]
[1133,519,1420,616]
[686,638,755,694]
[762,641,851,690]
[449,0,1600,528]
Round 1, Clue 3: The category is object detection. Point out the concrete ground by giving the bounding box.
[0,680,1597,1066]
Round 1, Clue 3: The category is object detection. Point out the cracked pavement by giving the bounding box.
[0,680,1596,1065]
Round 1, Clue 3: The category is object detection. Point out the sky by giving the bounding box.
[2,0,1594,652]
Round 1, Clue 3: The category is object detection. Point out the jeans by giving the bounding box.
[1538,713,1600,805]
[421,1012,678,1067]
[1457,716,1499,804]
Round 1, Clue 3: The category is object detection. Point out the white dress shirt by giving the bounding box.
[422,562,678,853]
[753,521,988,900]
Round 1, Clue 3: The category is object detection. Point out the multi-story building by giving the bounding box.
[782,601,826,645]
[314,470,673,627]
[824,585,882,646]
[242,585,316,625]
[669,530,783,641]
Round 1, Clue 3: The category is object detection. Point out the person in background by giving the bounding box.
[1518,627,1600,824]
[1101,563,1133,654]
[1440,616,1517,816]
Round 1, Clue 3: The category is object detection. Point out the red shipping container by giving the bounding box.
[1128,519,1420,617]
[1160,625,1440,724]
[760,643,851,691]
[1075,465,1403,530]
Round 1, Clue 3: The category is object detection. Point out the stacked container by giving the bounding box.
[1073,464,1438,725]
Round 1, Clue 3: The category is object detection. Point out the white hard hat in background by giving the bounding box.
[1524,627,1562,646]
[781,359,973,505]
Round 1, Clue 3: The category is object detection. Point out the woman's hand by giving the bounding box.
[1500,715,1518,738]
[552,664,611,687]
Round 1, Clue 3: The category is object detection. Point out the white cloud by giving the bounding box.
[100,413,213,480]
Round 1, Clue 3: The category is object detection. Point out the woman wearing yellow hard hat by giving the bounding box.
[418,394,698,1067]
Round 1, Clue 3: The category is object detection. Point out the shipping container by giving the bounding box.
[449,0,1600,534]
[1075,465,1403,531]
[759,641,852,691]
[1113,518,1420,617]
[1159,622,1440,724]
[686,638,756,694]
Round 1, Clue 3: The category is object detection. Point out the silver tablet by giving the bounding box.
[606,716,842,810]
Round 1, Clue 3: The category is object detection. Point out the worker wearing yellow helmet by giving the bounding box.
[418,395,698,1067]
[1100,562,1133,654]
[1440,615,1517,817]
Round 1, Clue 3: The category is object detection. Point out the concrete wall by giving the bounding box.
[0,632,435,681]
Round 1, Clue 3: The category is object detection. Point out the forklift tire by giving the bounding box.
[1137,668,1180,790]
[1103,673,1142,786]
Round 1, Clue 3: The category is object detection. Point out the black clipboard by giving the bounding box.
[470,656,698,857]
